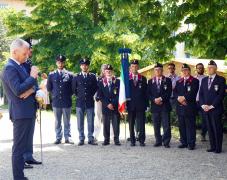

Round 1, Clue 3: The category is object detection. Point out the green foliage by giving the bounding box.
[1,0,226,75]
[2,0,181,75]
[175,0,227,59]
[0,14,13,70]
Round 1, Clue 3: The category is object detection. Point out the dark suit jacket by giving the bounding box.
[147,76,172,113]
[199,74,226,115]
[72,72,97,108]
[97,78,120,114]
[175,76,199,116]
[1,59,37,120]
[127,74,148,111]
[47,70,73,108]
[22,58,39,92]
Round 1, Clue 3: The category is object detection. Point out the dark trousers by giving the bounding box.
[178,115,196,147]
[103,112,120,142]
[23,117,35,161]
[153,111,171,145]
[197,102,207,137]
[205,112,223,152]
[128,110,146,143]
[12,118,32,180]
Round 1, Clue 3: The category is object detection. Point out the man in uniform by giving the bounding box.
[72,58,98,146]
[175,64,199,150]
[147,63,172,148]
[194,63,207,141]
[97,64,121,146]
[199,60,226,153]
[21,38,42,167]
[127,60,147,146]
[47,55,74,144]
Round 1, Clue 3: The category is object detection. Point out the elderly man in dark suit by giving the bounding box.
[175,64,199,150]
[147,63,172,148]
[127,60,148,147]
[1,38,39,180]
[199,60,226,153]
[97,64,121,146]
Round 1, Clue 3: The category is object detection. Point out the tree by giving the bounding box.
[175,0,227,59]
[2,0,181,75]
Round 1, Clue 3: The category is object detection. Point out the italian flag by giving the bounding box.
[118,63,126,113]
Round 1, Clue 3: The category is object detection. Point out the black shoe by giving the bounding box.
[136,137,139,141]
[54,139,61,144]
[115,141,121,146]
[214,150,222,154]
[65,139,74,144]
[88,140,98,145]
[127,137,131,141]
[153,143,162,147]
[201,136,207,142]
[102,141,110,146]
[131,142,136,146]
[26,159,42,165]
[188,146,195,150]
[207,149,215,152]
[24,162,33,169]
[78,141,84,146]
[178,144,187,148]
[140,142,145,147]
[164,144,170,148]
[23,177,29,180]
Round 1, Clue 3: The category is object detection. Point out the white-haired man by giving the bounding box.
[1,38,39,180]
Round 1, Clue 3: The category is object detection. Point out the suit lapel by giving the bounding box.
[8,59,28,80]
[209,75,218,91]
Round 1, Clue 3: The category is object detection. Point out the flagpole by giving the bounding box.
[118,48,131,147]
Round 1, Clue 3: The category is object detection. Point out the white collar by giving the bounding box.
[107,77,112,82]
[57,69,65,74]
[169,73,177,78]
[209,74,216,79]
[10,57,21,65]
[81,72,88,76]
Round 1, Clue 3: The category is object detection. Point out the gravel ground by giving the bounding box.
[0,110,227,180]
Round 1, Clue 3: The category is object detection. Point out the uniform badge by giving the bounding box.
[139,83,142,89]
[114,88,117,95]
[164,84,167,90]
[63,73,69,82]
[214,85,219,91]
[187,86,191,92]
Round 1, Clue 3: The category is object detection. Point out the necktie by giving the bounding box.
[157,78,161,91]
[184,78,187,86]
[108,81,112,92]
[133,76,137,86]
[20,65,28,75]
[208,77,212,89]
[84,73,87,79]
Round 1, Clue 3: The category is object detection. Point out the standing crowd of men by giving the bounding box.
[1,38,226,180]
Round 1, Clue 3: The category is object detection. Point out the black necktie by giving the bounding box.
[59,71,63,78]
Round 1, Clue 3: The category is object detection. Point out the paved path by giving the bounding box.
[0,110,227,180]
